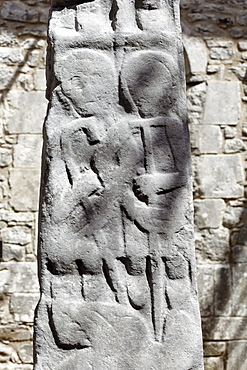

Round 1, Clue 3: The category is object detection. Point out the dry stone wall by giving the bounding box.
[181,1,247,369]
[0,1,49,369]
[0,0,246,369]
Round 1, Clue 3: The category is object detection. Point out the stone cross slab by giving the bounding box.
[34,0,203,368]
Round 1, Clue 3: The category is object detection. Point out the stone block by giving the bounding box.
[27,50,40,68]
[0,68,15,90]
[231,264,247,316]
[13,135,42,168]
[207,65,219,74]
[187,83,206,126]
[0,324,31,342]
[9,169,40,211]
[230,27,246,39]
[0,211,34,224]
[1,244,25,262]
[237,223,247,245]
[224,138,246,153]
[241,52,247,61]
[206,40,233,48]
[191,125,222,154]
[10,293,40,323]
[1,226,32,245]
[196,154,244,198]
[0,343,18,364]
[203,342,226,357]
[0,30,18,47]
[214,265,231,316]
[17,73,34,92]
[5,91,47,134]
[1,1,39,23]
[18,342,33,364]
[21,39,45,50]
[232,245,247,262]
[194,199,225,229]
[202,317,247,340]
[34,69,46,91]
[0,293,12,324]
[0,148,12,167]
[237,10,247,26]
[223,206,247,228]
[195,227,229,263]
[39,8,49,24]
[0,262,39,293]
[230,65,247,81]
[34,2,204,369]
[210,48,234,60]
[196,265,214,316]
[0,365,32,370]
[226,341,247,370]
[183,35,208,75]
[0,47,23,65]
[204,357,224,370]
[21,25,47,38]
[224,126,235,139]
[203,81,241,125]
[238,41,247,51]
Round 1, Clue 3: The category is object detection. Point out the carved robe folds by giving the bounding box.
[34,0,203,369]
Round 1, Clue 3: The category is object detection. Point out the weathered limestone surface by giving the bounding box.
[34,1,203,369]
[1,1,247,369]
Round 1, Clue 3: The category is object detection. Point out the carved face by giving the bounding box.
[121,51,177,118]
[59,50,117,116]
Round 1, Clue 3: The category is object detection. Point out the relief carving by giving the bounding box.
[34,1,203,369]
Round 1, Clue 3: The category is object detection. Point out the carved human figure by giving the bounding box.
[35,1,203,368]
[47,48,189,348]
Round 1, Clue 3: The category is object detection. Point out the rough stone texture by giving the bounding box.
[202,81,241,125]
[214,265,232,316]
[194,199,225,229]
[10,293,40,323]
[231,264,247,316]
[203,341,226,357]
[202,317,247,340]
[182,2,247,368]
[195,228,229,263]
[232,245,247,263]
[0,1,247,369]
[196,154,244,198]
[183,35,208,77]
[1,2,39,23]
[224,138,246,153]
[0,148,12,167]
[9,169,40,211]
[0,0,47,363]
[224,126,235,139]
[223,205,247,229]
[204,357,224,370]
[226,341,247,370]
[34,1,203,369]
[18,343,33,364]
[0,262,39,293]
[13,135,42,168]
[1,226,32,246]
[4,91,47,134]
[197,265,214,316]
[191,125,222,154]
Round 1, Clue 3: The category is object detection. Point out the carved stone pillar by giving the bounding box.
[34,0,203,368]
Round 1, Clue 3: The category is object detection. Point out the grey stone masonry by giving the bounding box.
[0,1,48,369]
[182,1,247,369]
[34,1,203,369]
